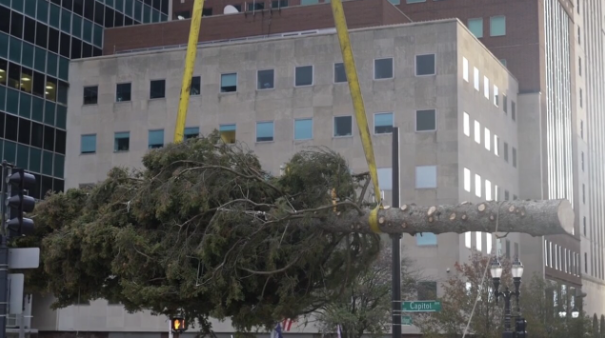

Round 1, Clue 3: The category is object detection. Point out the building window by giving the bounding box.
[583,216,586,236]
[416,166,437,189]
[475,174,481,197]
[494,185,499,201]
[485,179,492,201]
[256,121,274,142]
[465,232,472,248]
[114,132,130,152]
[83,86,98,105]
[191,76,201,95]
[583,184,585,204]
[247,2,263,10]
[295,65,313,86]
[490,16,506,36]
[473,67,480,91]
[484,76,489,99]
[416,281,437,300]
[374,113,393,134]
[148,129,164,149]
[474,120,481,144]
[511,101,516,120]
[512,147,517,167]
[334,63,347,83]
[579,57,582,76]
[493,85,499,106]
[81,134,96,154]
[484,128,491,151]
[581,120,584,138]
[463,112,470,136]
[416,54,436,76]
[486,233,493,253]
[462,57,469,82]
[407,0,426,3]
[150,79,166,99]
[294,118,313,140]
[468,18,483,38]
[219,124,236,143]
[504,190,509,200]
[476,232,482,251]
[374,58,394,79]
[300,0,318,5]
[416,109,435,131]
[334,116,353,137]
[580,88,583,107]
[463,167,471,192]
[184,127,200,140]
[504,142,509,162]
[578,27,581,45]
[202,7,213,15]
[221,73,237,93]
[582,152,584,171]
[377,168,393,190]
[271,0,288,8]
[116,83,131,102]
[416,233,437,246]
[257,69,274,90]
[494,135,499,156]
[500,59,507,67]
[503,94,508,113]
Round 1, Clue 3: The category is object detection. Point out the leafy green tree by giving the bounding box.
[312,246,421,338]
[416,252,595,338]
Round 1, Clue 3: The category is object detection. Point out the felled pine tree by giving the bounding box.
[16,131,573,333]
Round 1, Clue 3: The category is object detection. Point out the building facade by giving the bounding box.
[31,18,521,336]
[0,0,171,202]
[161,0,596,317]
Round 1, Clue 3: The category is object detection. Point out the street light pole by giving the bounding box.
[491,258,524,338]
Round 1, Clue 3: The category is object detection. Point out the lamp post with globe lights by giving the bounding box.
[491,258,525,338]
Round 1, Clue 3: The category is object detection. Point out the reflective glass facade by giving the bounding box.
[544,0,573,205]
[0,0,168,199]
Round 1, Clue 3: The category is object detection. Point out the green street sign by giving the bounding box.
[402,300,442,312]
[401,316,412,325]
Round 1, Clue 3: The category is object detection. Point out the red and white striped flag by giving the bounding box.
[281,318,295,331]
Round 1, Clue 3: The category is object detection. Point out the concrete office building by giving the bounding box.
[0,0,172,203]
[168,0,600,320]
[30,14,522,337]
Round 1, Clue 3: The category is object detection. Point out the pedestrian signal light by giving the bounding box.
[171,317,185,333]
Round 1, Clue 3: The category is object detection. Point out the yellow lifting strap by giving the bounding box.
[173,0,205,143]
[330,0,383,232]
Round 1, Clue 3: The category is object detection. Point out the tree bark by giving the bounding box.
[313,199,573,237]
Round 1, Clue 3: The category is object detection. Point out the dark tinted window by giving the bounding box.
[5,115,18,141]
[31,123,43,148]
[116,83,131,101]
[84,86,98,104]
[334,63,346,83]
[18,119,31,144]
[44,126,55,151]
[416,110,436,131]
[416,54,436,76]
[23,17,36,44]
[10,12,23,39]
[149,79,165,99]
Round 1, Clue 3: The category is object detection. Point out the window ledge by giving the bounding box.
[80,152,96,155]
[294,84,313,88]
[148,97,166,101]
[83,103,99,106]
[114,150,130,153]
[255,141,275,144]
[373,77,394,81]
[219,92,238,96]
[333,135,354,139]
[416,244,438,247]
[256,88,275,92]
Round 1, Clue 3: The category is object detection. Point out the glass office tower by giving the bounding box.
[0,0,169,199]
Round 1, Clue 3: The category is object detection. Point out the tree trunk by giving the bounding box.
[313,199,573,236]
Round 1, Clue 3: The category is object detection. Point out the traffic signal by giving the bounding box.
[171,317,185,333]
[6,169,36,237]
[515,316,527,338]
